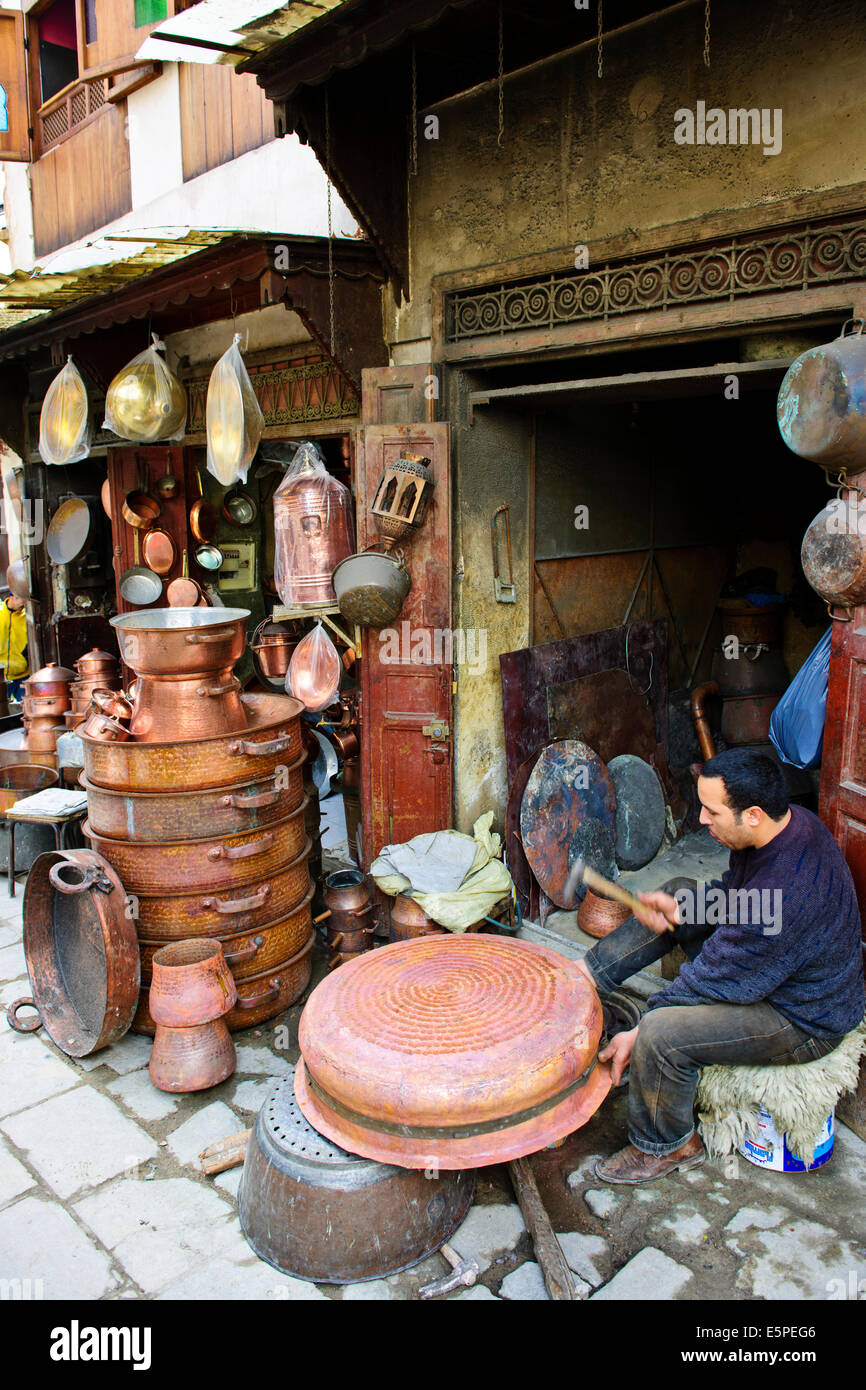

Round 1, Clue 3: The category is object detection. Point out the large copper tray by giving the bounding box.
[295,935,612,1169]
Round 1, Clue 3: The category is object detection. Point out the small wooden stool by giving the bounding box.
[6,805,87,897]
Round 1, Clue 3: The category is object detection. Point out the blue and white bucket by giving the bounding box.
[739,1105,834,1172]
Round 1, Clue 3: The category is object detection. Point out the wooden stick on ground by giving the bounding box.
[199,1128,252,1176]
[508,1157,579,1301]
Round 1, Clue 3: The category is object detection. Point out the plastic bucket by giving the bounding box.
[739,1105,834,1172]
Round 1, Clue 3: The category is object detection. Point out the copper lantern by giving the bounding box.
[370,452,434,550]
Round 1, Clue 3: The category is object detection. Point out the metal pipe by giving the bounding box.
[690,681,719,763]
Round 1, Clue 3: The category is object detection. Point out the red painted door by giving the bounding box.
[356,422,452,867]
[819,611,866,937]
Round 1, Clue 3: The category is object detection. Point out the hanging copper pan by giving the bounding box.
[295,934,612,1170]
[166,550,204,607]
[190,469,218,544]
[141,526,177,577]
[122,488,161,530]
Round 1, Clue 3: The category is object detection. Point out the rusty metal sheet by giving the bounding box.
[546,668,659,765]
[519,740,616,909]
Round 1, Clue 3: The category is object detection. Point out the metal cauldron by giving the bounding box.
[238,1070,475,1283]
[332,549,411,627]
[801,495,866,610]
[778,319,866,472]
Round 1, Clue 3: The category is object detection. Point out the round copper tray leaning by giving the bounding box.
[296,934,612,1169]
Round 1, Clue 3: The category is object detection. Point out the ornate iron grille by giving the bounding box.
[445,216,866,342]
[185,356,359,433]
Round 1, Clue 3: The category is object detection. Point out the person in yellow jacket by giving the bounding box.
[0,594,29,700]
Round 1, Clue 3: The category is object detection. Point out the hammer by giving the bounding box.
[418,1243,480,1299]
[564,855,674,931]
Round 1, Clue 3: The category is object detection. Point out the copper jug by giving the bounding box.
[273,448,355,607]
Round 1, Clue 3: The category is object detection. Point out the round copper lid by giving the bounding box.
[295,935,611,1169]
[28,661,76,684]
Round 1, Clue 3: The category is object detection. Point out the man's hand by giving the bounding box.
[599,1025,638,1085]
[632,889,680,936]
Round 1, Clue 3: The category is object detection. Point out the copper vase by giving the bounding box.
[149,939,238,1027]
[149,1018,236,1092]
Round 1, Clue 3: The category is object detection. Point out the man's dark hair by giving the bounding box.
[700,748,790,820]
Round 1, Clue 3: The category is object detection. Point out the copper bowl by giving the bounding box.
[149,938,238,1027]
[110,607,250,678]
[22,694,69,718]
[295,935,612,1170]
[150,1018,236,1093]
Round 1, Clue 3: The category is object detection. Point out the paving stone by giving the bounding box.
[733,1218,863,1300]
[679,1167,709,1184]
[0,1195,118,1300]
[707,1193,730,1206]
[3,1088,157,1200]
[0,921,20,949]
[75,1177,244,1295]
[500,1261,550,1300]
[343,1278,399,1301]
[214,1167,243,1200]
[0,1028,79,1117]
[584,1188,621,1219]
[658,1210,710,1242]
[566,1152,605,1188]
[157,1256,326,1301]
[106,1070,179,1123]
[449,1202,526,1271]
[0,941,25,981]
[0,1136,35,1206]
[724,1205,789,1234]
[101,1034,154,1075]
[591,1247,694,1301]
[166,1102,242,1166]
[556,1232,611,1287]
[633,1189,662,1204]
[231,1079,271,1114]
[233,1045,292,1076]
[454,1283,500,1300]
[0,975,30,1008]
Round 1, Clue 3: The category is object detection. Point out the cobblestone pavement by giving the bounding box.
[2,885,865,1302]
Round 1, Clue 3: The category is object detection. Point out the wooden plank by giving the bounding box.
[179,62,204,181]
[31,157,60,260]
[32,106,132,257]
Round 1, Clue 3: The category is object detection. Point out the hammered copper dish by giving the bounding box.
[82,754,306,842]
[81,692,304,792]
[295,934,612,1169]
[84,799,309,894]
[130,840,312,938]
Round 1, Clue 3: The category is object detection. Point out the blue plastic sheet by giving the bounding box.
[769,627,832,770]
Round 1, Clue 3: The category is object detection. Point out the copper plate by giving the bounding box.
[296,935,611,1169]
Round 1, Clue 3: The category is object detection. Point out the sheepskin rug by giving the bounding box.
[695,1021,866,1161]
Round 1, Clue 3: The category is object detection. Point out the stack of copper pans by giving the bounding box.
[80,609,312,1034]
[21,663,74,755]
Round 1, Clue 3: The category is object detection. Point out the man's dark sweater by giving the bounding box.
[646,805,865,1037]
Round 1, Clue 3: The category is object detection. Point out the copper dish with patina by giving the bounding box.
[295,934,612,1169]
[139,885,315,983]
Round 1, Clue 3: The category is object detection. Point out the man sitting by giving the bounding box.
[575,748,865,1184]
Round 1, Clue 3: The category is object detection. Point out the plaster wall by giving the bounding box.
[127,65,183,209]
[404,0,864,832]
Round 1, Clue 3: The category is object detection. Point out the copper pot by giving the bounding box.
[150,1018,236,1092]
[140,885,315,982]
[250,620,298,684]
[25,727,61,752]
[82,754,306,843]
[128,668,247,742]
[328,946,372,970]
[110,607,250,678]
[135,932,314,1034]
[577,889,632,940]
[75,649,120,680]
[122,489,161,530]
[81,710,132,743]
[327,924,376,955]
[389,894,446,941]
[85,800,309,895]
[26,663,75,698]
[149,938,237,1027]
[90,688,133,721]
[325,726,359,760]
[22,695,69,717]
[82,692,304,793]
[131,841,311,939]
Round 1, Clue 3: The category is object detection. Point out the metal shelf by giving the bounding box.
[271,603,360,653]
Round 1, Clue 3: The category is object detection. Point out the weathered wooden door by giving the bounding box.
[819,602,866,1137]
[356,420,452,867]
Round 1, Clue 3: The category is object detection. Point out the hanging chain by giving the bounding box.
[597,0,604,79]
[703,0,711,68]
[411,42,418,176]
[497,0,504,146]
[325,90,335,358]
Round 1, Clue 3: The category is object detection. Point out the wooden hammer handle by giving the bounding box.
[581,864,643,914]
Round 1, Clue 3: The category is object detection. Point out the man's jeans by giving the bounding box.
[583,895,847,1155]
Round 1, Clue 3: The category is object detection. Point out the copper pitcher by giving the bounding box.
[149,939,238,1027]
[388,894,446,942]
